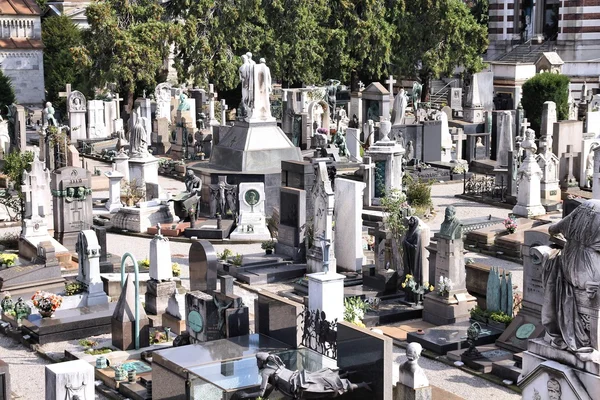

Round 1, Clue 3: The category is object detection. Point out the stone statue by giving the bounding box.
[398,342,429,389]
[116,129,128,154]
[349,114,359,129]
[170,170,202,221]
[521,128,537,159]
[547,379,562,400]
[233,352,371,399]
[177,91,191,111]
[326,79,340,120]
[392,88,408,126]
[439,206,462,240]
[252,58,272,120]
[411,82,422,111]
[239,54,250,114]
[404,140,414,162]
[42,102,57,127]
[403,216,424,285]
[332,128,347,157]
[128,112,148,158]
[209,180,237,217]
[541,199,600,357]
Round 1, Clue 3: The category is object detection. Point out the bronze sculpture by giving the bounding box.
[170,170,202,221]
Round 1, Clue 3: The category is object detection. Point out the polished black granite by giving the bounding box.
[21,303,116,344]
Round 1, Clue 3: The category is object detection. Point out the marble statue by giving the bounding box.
[129,112,149,158]
[43,102,57,127]
[326,79,341,120]
[239,54,250,114]
[116,129,128,154]
[392,89,408,126]
[233,352,371,399]
[404,140,414,162]
[170,170,202,221]
[403,216,425,285]
[541,199,600,356]
[398,342,429,388]
[411,82,422,111]
[253,58,272,120]
[438,206,462,240]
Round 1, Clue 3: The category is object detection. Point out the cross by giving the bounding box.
[451,128,466,160]
[114,93,123,119]
[59,83,72,116]
[208,84,218,122]
[564,144,577,183]
[385,75,397,99]
[221,99,228,126]
[521,117,531,136]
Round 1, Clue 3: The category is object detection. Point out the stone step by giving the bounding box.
[491,359,522,383]
[234,263,306,284]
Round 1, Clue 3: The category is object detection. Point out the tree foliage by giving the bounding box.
[42,15,87,113]
[521,72,570,134]
[3,150,33,193]
[0,70,16,113]
[72,0,178,113]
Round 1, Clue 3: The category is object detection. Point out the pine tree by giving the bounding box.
[0,70,16,113]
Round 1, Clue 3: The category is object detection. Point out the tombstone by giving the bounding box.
[212,275,249,339]
[553,120,583,189]
[45,360,94,400]
[307,101,330,145]
[75,230,108,307]
[361,82,391,124]
[439,112,453,161]
[540,101,557,139]
[155,82,173,120]
[189,239,217,292]
[51,167,93,250]
[133,97,152,145]
[229,182,271,241]
[146,228,177,319]
[513,128,546,217]
[423,207,476,325]
[334,178,365,272]
[496,110,514,167]
[68,90,87,141]
[21,150,52,239]
[586,110,600,136]
[0,119,9,158]
[276,187,307,261]
[188,87,206,124]
[87,100,106,139]
[184,290,219,343]
[112,273,150,350]
[345,127,361,160]
[463,73,485,123]
[560,144,580,189]
[581,137,600,188]
[306,161,336,273]
[12,104,26,150]
[421,120,444,162]
[365,121,405,205]
[537,110,561,204]
[448,87,462,110]
[104,168,124,213]
[113,152,130,182]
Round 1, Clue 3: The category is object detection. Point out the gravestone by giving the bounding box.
[553,120,583,188]
[211,275,249,339]
[76,230,109,307]
[361,82,390,125]
[104,168,124,213]
[68,90,87,141]
[112,273,150,350]
[154,82,172,120]
[449,87,462,110]
[594,147,600,199]
[580,136,600,188]
[189,240,217,292]
[463,73,485,123]
[276,187,307,261]
[230,182,271,241]
[496,110,514,167]
[334,178,365,272]
[51,167,93,250]
[45,360,94,400]
[537,110,561,204]
[255,291,303,347]
[146,227,176,319]
[185,290,219,343]
[87,100,106,139]
[513,128,546,217]
[306,161,336,273]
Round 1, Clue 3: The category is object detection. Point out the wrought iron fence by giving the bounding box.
[463,173,507,202]
[299,307,337,359]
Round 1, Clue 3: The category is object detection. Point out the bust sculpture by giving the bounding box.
[541,199,600,359]
[398,342,429,389]
[177,91,191,111]
[438,206,462,240]
[233,352,371,399]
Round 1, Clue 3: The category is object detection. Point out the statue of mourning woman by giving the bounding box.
[392,89,408,126]
[129,111,149,158]
[540,199,600,360]
[402,216,428,286]
[233,353,371,399]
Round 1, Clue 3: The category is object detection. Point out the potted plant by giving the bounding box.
[0,253,17,267]
[31,291,63,318]
[261,240,276,255]
[401,274,433,305]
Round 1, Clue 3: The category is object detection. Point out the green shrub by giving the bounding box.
[405,175,433,208]
[232,254,243,266]
[0,233,18,250]
[0,70,16,113]
[217,248,233,261]
[172,262,181,277]
[521,72,570,134]
[65,281,85,296]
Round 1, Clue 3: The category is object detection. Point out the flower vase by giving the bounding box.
[39,310,54,318]
[507,228,516,234]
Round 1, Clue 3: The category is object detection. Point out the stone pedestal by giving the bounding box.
[422,292,476,325]
[307,272,345,322]
[113,153,130,182]
[45,360,94,400]
[185,291,219,343]
[334,179,365,272]
[128,156,159,186]
[393,382,432,400]
[149,233,173,281]
[145,280,177,316]
[365,137,404,205]
[76,230,109,307]
[111,204,173,233]
[104,169,124,212]
[463,106,484,124]
[513,156,546,217]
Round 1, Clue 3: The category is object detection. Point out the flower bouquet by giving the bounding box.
[402,274,433,305]
[437,275,454,297]
[31,291,63,318]
[503,216,517,234]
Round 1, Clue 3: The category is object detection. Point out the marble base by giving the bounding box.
[512,203,546,218]
[128,156,159,186]
[229,213,272,241]
[393,383,432,400]
[422,291,477,326]
[111,204,174,233]
[145,280,177,316]
[45,360,95,400]
[307,272,344,322]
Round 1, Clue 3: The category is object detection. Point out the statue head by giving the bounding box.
[256,352,269,369]
[444,206,456,222]
[67,187,75,197]
[185,169,195,179]
[406,342,422,362]
[547,378,561,400]
[45,102,52,109]
[246,52,253,61]
[241,54,248,63]
[259,58,266,64]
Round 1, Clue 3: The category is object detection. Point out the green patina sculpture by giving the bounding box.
[14,297,31,323]
[177,92,191,111]
[438,206,463,240]
[51,186,92,202]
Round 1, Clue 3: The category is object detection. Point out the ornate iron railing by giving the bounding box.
[463,173,507,202]
[299,307,337,359]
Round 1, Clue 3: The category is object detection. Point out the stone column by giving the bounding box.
[104,169,124,212]
[334,179,365,272]
[76,230,108,307]
[113,153,130,181]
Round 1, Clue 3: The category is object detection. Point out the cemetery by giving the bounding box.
[1,0,600,399]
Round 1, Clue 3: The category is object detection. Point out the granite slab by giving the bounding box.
[378,320,435,341]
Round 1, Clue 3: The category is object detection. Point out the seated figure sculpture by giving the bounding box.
[234,352,370,399]
[170,170,202,221]
[539,199,600,360]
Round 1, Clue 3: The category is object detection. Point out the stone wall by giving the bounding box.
[0,50,45,105]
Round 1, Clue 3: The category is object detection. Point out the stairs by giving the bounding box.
[495,39,557,63]
[429,79,457,108]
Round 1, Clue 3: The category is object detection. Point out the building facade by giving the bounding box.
[0,0,45,106]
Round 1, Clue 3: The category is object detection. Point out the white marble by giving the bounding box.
[76,230,108,306]
[594,147,600,199]
[45,359,94,400]
[586,111,600,136]
[105,169,124,212]
[113,153,130,182]
[230,182,271,241]
[496,111,514,167]
[581,137,600,188]
[87,100,106,139]
[149,230,173,281]
[334,178,365,272]
[308,272,345,322]
[440,112,453,162]
[128,156,159,186]
[345,127,361,160]
[513,129,546,217]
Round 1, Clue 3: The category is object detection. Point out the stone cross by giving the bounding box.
[563,145,578,184]
[208,84,218,125]
[451,128,465,160]
[385,75,397,100]
[520,117,531,136]
[221,99,228,126]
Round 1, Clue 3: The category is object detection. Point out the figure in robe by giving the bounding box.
[392,89,408,126]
